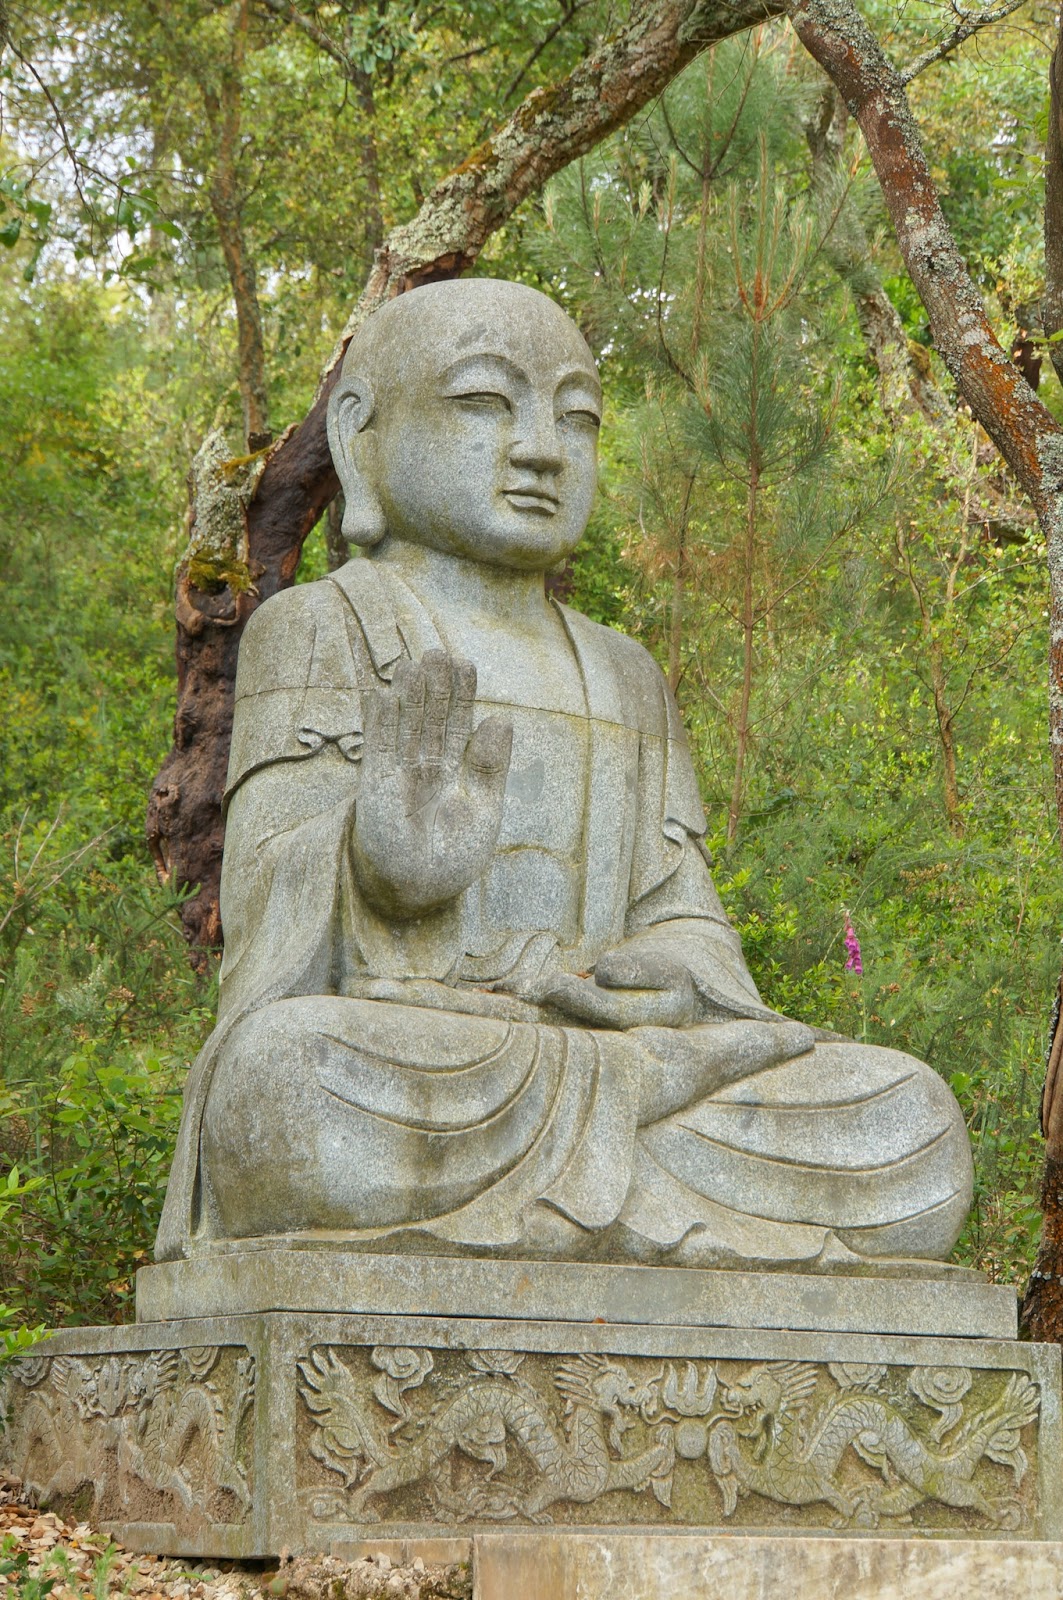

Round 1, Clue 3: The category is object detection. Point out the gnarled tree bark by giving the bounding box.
[148,0,784,958]
[785,0,1063,1341]
[1043,2,1063,391]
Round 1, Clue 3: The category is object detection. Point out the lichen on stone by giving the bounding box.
[181,428,267,597]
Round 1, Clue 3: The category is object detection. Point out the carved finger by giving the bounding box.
[420,650,451,765]
[461,716,513,797]
[541,974,691,1030]
[544,976,623,1026]
[363,684,398,765]
[393,658,426,764]
[445,657,477,767]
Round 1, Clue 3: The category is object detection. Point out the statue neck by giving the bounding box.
[372,539,554,631]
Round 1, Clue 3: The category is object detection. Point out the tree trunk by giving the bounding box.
[147,0,785,953]
[1044,4,1063,388]
[785,0,1063,1341]
[203,0,271,449]
[1028,0,1063,1342]
[353,66,385,262]
[1030,975,1063,1335]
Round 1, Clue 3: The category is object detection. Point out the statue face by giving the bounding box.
[333,282,602,572]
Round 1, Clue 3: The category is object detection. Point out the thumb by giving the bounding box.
[461,716,513,794]
[595,948,686,991]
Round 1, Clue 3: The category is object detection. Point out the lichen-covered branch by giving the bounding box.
[148,0,784,955]
[785,0,1063,788]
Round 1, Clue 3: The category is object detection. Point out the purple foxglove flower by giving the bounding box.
[844,915,863,975]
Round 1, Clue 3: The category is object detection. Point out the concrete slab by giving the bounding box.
[472,1532,1063,1600]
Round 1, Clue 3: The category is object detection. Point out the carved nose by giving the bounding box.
[509,412,563,474]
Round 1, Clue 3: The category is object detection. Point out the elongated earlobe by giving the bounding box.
[327,374,386,548]
[340,475,387,548]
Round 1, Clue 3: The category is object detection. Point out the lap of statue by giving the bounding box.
[196,993,972,1270]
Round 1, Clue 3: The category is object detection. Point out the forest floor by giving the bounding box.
[0,1481,471,1599]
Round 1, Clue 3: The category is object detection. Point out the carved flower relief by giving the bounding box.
[660,1362,717,1418]
[369,1346,434,1418]
[466,1350,525,1376]
[183,1346,221,1383]
[908,1366,973,1441]
[86,1355,131,1418]
[828,1363,887,1393]
[11,1356,50,1389]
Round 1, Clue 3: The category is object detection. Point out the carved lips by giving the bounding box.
[502,486,560,515]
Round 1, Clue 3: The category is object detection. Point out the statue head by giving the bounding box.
[326,279,602,573]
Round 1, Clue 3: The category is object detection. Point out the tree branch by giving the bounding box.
[500,0,597,108]
[899,0,1027,86]
[786,0,1062,531]
[255,0,353,74]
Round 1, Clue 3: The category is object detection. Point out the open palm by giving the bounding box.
[353,651,513,919]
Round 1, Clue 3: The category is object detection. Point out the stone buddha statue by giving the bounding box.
[155,279,973,1272]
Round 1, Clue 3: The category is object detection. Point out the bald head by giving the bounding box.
[337,279,599,416]
[327,279,602,572]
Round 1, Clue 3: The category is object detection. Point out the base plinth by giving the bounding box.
[472,1531,1063,1598]
[3,1259,1060,1558]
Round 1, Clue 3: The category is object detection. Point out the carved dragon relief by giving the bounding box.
[3,1346,255,1526]
[297,1346,1041,1532]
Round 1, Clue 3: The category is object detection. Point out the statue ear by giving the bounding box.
[340,476,387,549]
[327,375,387,549]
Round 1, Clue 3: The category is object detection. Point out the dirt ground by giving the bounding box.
[0,1480,472,1599]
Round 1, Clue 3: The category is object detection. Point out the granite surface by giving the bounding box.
[5,1311,1058,1556]
[155,278,975,1275]
[135,1249,1019,1340]
[473,1532,1063,1599]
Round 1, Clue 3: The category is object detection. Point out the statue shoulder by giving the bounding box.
[237,579,343,690]
[557,604,661,674]
[557,605,680,739]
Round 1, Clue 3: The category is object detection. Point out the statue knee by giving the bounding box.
[837,1044,973,1260]
[199,994,518,1239]
[201,1001,333,1239]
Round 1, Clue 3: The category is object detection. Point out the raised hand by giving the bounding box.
[352,651,513,919]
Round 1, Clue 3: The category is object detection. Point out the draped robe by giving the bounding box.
[155,559,973,1267]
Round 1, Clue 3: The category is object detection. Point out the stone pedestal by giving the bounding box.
[2,1251,1059,1559]
[471,1531,1063,1598]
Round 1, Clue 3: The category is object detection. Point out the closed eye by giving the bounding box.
[560,408,601,429]
[451,390,513,412]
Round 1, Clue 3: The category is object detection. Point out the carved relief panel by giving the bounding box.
[3,1346,255,1529]
[296,1344,1041,1535]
